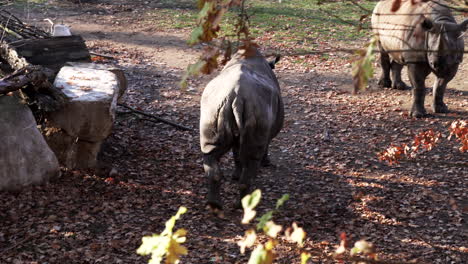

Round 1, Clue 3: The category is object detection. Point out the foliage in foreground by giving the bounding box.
[138,190,409,263]
[137,207,188,264]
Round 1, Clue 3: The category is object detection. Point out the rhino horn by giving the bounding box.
[460,19,468,32]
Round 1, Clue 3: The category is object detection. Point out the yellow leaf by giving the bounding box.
[264,239,278,251]
[334,239,346,257]
[242,208,257,224]
[286,222,306,247]
[301,252,311,264]
[238,229,257,254]
[351,240,375,256]
[166,237,188,264]
[264,221,282,238]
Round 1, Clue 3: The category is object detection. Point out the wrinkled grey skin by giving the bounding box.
[372,0,468,117]
[200,49,284,211]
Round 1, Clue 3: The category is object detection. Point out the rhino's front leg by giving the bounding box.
[408,63,431,118]
[203,153,224,211]
[391,62,410,90]
[377,48,392,88]
[432,65,457,113]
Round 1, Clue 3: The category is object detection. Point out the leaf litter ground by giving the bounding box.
[0,1,467,263]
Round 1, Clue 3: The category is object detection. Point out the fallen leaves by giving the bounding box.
[379,121,467,164]
[448,120,468,152]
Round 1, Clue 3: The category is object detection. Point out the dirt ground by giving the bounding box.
[0,1,467,263]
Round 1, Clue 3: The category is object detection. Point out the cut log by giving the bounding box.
[0,36,91,72]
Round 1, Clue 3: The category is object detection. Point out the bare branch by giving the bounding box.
[117,103,194,131]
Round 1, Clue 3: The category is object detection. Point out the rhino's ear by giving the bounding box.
[268,55,281,69]
[421,18,434,31]
[460,19,468,32]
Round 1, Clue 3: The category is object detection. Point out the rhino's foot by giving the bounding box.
[207,199,224,215]
[433,103,449,113]
[231,168,241,181]
[378,78,391,88]
[410,108,427,118]
[234,200,243,210]
[392,81,411,90]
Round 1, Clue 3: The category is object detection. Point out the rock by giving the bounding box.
[44,64,126,168]
[0,95,59,190]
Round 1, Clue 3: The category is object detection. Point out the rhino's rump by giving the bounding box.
[200,63,281,154]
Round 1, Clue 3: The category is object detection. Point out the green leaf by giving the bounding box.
[242,189,262,210]
[275,194,289,210]
[198,1,215,20]
[352,37,377,93]
[188,26,204,46]
[256,211,273,231]
[179,60,207,90]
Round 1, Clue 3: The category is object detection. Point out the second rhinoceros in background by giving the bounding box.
[372,0,467,117]
[199,48,284,212]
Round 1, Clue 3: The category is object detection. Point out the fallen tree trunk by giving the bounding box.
[0,66,46,94]
[0,36,91,72]
[0,65,67,112]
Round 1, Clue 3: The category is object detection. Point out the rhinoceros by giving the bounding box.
[200,48,284,211]
[371,0,467,117]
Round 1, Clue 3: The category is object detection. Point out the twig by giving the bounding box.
[348,0,373,14]
[319,8,358,27]
[117,103,193,131]
[0,67,32,94]
[0,233,39,254]
[90,52,116,60]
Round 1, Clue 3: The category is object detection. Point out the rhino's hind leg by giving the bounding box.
[203,152,224,212]
[236,138,267,208]
[377,47,392,88]
[432,67,457,113]
[391,62,410,90]
[237,158,261,209]
[408,63,431,118]
[232,140,242,181]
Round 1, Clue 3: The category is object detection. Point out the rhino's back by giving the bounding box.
[372,0,441,63]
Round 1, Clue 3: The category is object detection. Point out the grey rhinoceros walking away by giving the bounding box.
[200,48,284,212]
[371,0,468,117]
